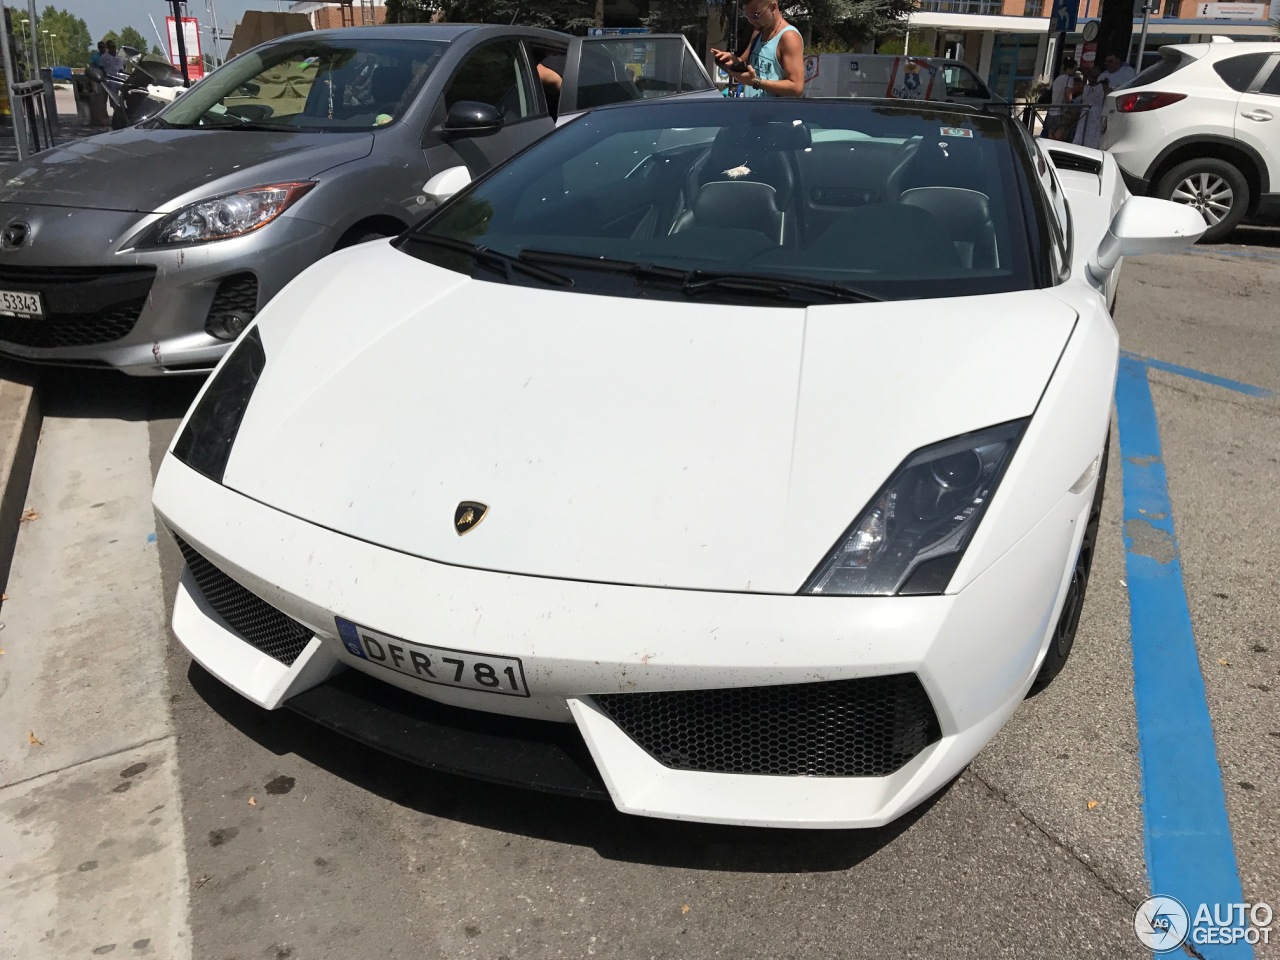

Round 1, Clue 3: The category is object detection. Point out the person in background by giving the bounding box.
[1044,56,1078,139]
[90,41,105,68]
[1073,64,1106,149]
[1100,52,1137,92]
[95,39,127,121]
[709,0,804,98]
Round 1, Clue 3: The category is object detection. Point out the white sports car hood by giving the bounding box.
[221,245,1076,594]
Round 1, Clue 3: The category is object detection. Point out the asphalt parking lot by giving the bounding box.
[2,222,1277,959]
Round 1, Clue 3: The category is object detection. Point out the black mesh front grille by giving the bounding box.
[0,303,143,348]
[207,273,259,323]
[0,264,154,348]
[594,675,940,777]
[174,535,313,666]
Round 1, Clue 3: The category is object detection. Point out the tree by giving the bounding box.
[384,0,437,22]
[433,0,591,29]
[34,5,92,67]
[688,0,913,53]
[793,0,915,49]
[1097,0,1136,69]
[117,26,152,54]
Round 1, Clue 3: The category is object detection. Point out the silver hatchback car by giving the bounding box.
[0,25,714,375]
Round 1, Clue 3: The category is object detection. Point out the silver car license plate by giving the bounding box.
[335,617,530,697]
[0,289,42,318]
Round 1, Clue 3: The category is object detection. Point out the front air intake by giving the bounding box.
[594,674,940,777]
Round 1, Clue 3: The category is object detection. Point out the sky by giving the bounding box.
[58,0,296,50]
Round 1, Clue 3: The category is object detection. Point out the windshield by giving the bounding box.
[159,38,447,131]
[401,99,1036,304]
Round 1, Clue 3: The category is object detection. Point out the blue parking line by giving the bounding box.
[1115,355,1253,958]
[1120,351,1274,399]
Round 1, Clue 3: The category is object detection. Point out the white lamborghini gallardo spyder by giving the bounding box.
[153,98,1204,828]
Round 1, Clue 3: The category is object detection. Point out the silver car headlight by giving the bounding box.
[802,420,1029,597]
[134,181,315,247]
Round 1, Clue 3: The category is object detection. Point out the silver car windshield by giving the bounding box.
[404,100,1038,303]
[159,38,447,131]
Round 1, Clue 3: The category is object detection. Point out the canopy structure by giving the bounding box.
[225,11,314,59]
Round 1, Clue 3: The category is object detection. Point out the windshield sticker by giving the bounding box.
[940,126,973,138]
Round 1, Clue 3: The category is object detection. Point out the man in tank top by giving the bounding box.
[710,0,804,98]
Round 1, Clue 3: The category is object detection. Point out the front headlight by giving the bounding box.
[802,420,1029,597]
[171,325,266,483]
[135,181,315,248]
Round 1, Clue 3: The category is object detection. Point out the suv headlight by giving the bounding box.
[802,420,1028,597]
[134,181,315,248]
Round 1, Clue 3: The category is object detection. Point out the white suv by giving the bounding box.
[1101,41,1280,241]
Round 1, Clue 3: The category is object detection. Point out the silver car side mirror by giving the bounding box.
[423,166,471,205]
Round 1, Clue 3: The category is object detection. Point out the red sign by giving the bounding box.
[166,16,204,81]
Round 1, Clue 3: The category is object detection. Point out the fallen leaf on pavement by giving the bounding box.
[247,796,257,806]
[681,905,690,915]
[20,508,39,523]
[26,730,42,746]
[1086,800,1099,811]
[1217,658,1230,666]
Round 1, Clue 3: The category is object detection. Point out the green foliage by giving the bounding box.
[384,0,438,22]
[433,0,593,29]
[794,0,915,48]
[21,5,92,67]
[385,0,912,49]
[116,26,151,54]
[873,34,940,56]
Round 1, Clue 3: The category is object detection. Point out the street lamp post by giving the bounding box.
[49,32,57,66]
[15,18,30,73]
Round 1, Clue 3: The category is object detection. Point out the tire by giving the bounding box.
[1155,158,1249,243]
[1029,436,1109,694]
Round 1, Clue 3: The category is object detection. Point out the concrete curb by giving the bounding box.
[0,362,42,593]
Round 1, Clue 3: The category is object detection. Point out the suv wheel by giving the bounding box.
[1156,158,1249,242]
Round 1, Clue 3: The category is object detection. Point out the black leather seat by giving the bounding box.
[670,123,803,243]
[899,186,999,269]
[885,138,998,269]
[671,181,786,243]
[369,63,413,115]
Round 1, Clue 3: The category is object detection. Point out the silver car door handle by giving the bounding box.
[1241,109,1273,121]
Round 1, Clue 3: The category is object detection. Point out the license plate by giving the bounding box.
[335,617,530,697]
[0,289,42,318]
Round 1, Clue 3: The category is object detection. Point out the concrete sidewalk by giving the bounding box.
[0,401,191,959]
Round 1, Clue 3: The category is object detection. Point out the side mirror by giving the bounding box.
[423,165,471,204]
[1089,196,1206,278]
[85,65,105,83]
[443,100,502,135]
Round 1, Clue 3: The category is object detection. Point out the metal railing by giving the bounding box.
[7,77,55,156]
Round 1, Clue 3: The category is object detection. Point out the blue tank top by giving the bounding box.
[741,24,800,98]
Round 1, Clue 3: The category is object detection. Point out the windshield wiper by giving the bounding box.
[409,236,572,287]
[682,271,884,304]
[517,250,881,304]
[517,249,687,283]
